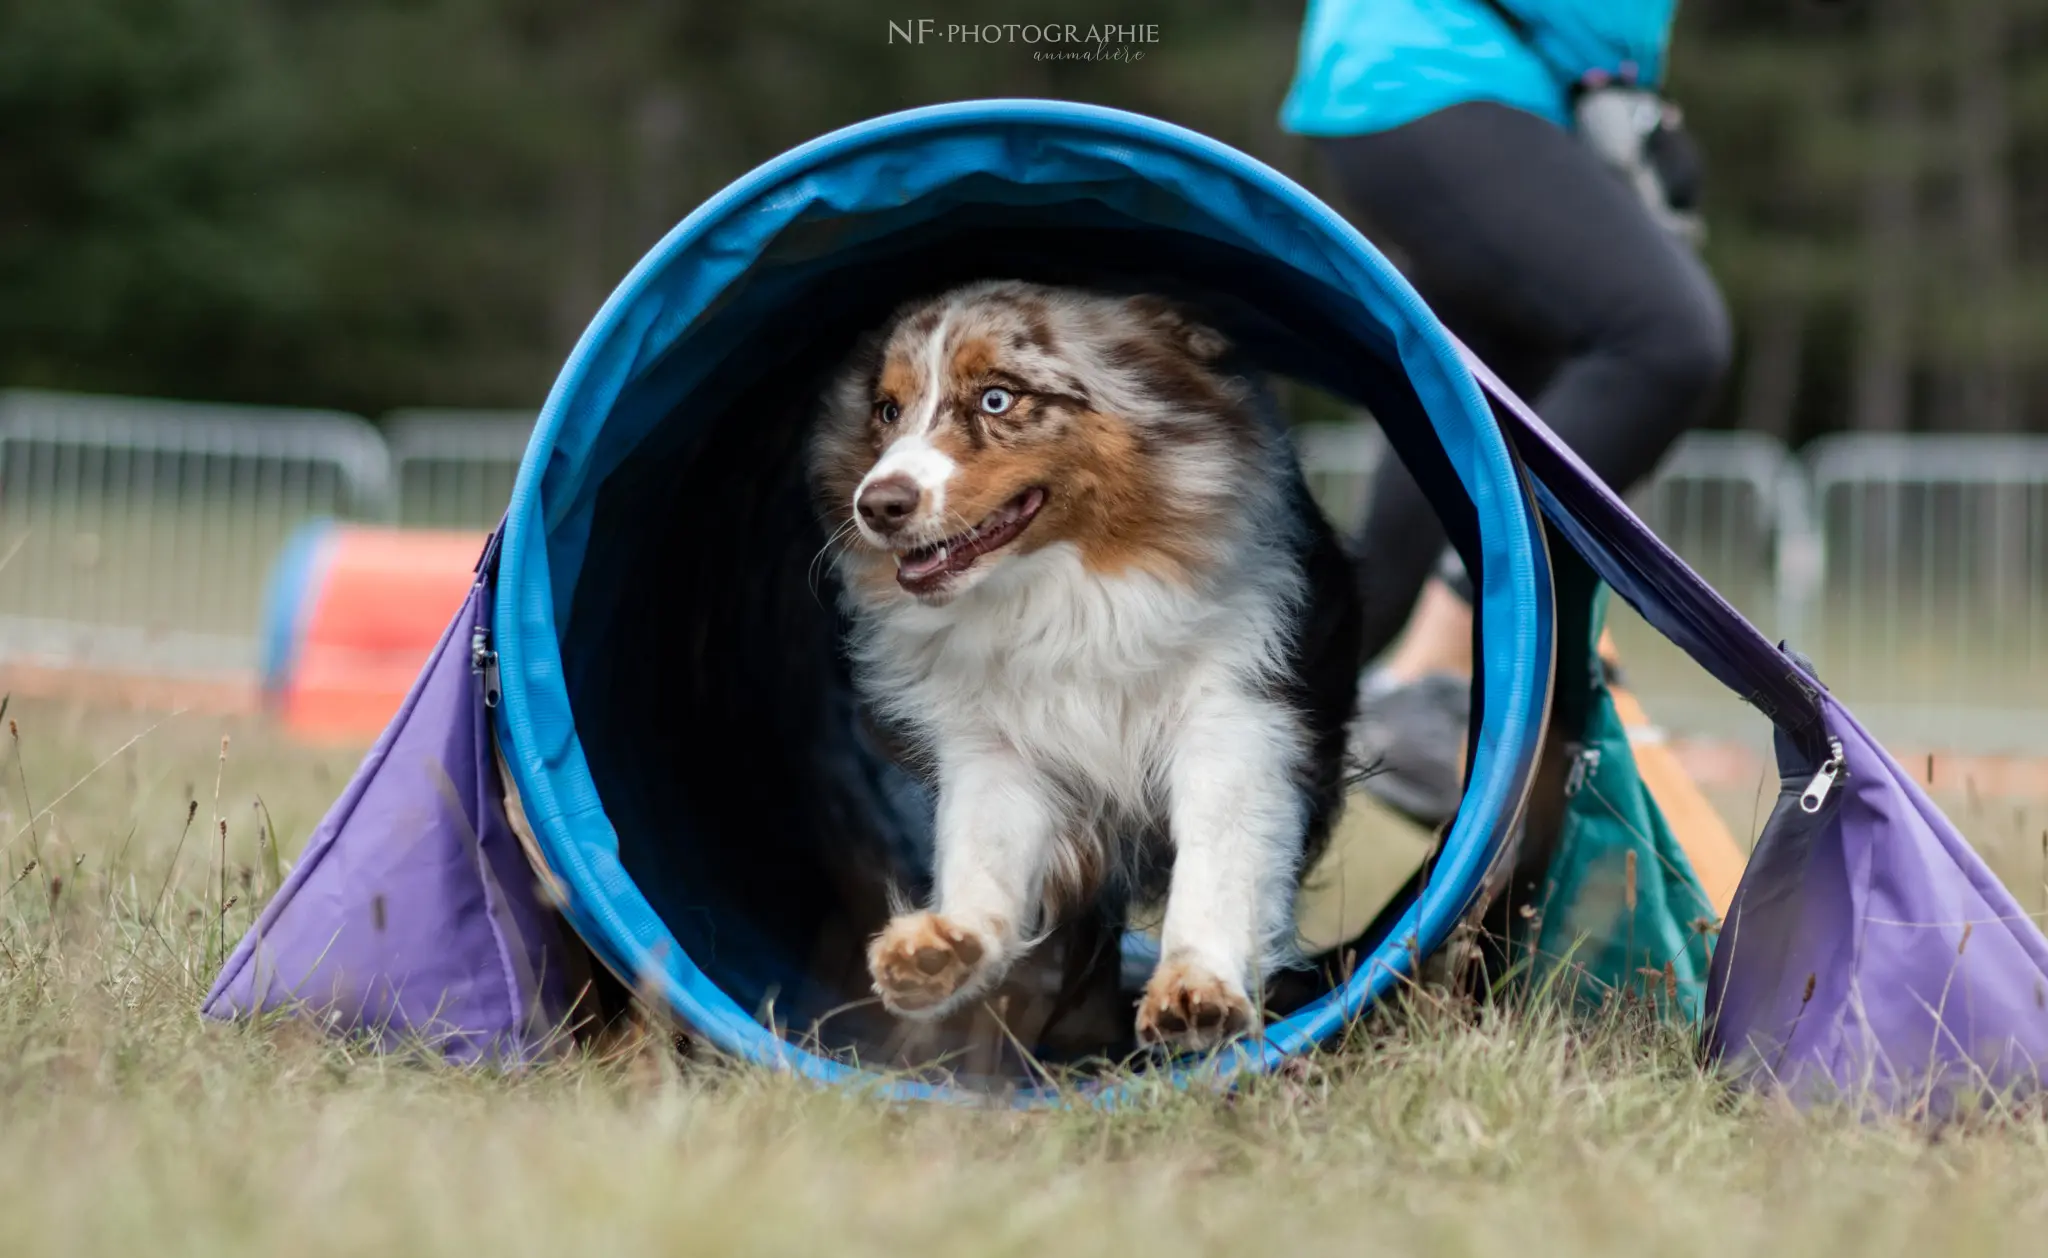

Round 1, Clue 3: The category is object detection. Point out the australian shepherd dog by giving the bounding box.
[808,279,1361,1052]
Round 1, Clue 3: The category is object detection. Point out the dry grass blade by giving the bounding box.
[252,794,283,901]
[6,714,176,855]
[8,719,37,864]
[147,798,201,932]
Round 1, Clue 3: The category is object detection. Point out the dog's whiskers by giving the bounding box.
[936,507,980,554]
[808,518,860,602]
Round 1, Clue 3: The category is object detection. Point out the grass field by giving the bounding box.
[8,696,2048,1257]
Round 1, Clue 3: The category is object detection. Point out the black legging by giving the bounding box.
[1319,100,1733,661]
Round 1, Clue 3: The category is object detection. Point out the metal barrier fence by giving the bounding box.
[1291,423,1808,624]
[0,390,391,678]
[1294,420,2048,753]
[1803,434,2048,751]
[4,388,2047,752]
[1600,432,1815,744]
[388,409,532,531]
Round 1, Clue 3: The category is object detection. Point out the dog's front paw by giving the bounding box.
[1135,955,1255,1051]
[868,912,997,1019]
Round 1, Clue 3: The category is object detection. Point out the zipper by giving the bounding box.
[1562,743,1601,798]
[471,625,501,709]
[1798,737,1845,814]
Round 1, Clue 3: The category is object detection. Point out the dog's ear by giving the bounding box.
[1122,294,1230,363]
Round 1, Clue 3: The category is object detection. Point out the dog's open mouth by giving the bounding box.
[895,487,1047,594]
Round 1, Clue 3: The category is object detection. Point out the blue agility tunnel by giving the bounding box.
[218,100,2040,1111]
[489,99,1555,1097]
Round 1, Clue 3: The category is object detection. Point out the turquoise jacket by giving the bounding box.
[1281,0,1679,136]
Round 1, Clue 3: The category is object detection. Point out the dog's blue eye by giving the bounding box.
[877,401,900,424]
[979,388,1014,415]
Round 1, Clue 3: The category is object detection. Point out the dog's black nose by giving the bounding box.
[857,475,921,533]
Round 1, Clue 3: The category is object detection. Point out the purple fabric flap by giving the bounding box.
[1460,342,2048,1110]
[204,564,573,1065]
[1709,700,2048,1110]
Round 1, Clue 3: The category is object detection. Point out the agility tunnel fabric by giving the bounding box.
[205,100,2048,1110]
[217,561,576,1063]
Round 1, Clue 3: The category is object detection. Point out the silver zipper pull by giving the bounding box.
[1563,744,1601,798]
[1799,738,1845,814]
[471,625,501,709]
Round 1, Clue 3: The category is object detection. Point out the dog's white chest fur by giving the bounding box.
[854,541,1297,834]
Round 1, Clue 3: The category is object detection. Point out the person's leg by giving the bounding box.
[1377,575,1473,684]
[1319,101,1731,826]
[1321,100,1733,665]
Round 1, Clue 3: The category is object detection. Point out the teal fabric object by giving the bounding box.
[1526,584,1717,1019]
[1281,0,1679,137]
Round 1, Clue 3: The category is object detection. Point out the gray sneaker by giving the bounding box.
[1349,668,1471,829]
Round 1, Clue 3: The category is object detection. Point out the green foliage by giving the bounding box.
[1675,0,2048,435]
[0,0,1317,414]
[3,0,2046,433]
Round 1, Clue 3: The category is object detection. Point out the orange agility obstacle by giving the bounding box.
[260,523,486,741]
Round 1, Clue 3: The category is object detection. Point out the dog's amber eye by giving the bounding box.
[876,400,900,425]
[979,387,1014,415]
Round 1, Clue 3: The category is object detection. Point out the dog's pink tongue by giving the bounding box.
[898,548,951,582]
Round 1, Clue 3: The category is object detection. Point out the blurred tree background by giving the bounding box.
[0,0,2041,441]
